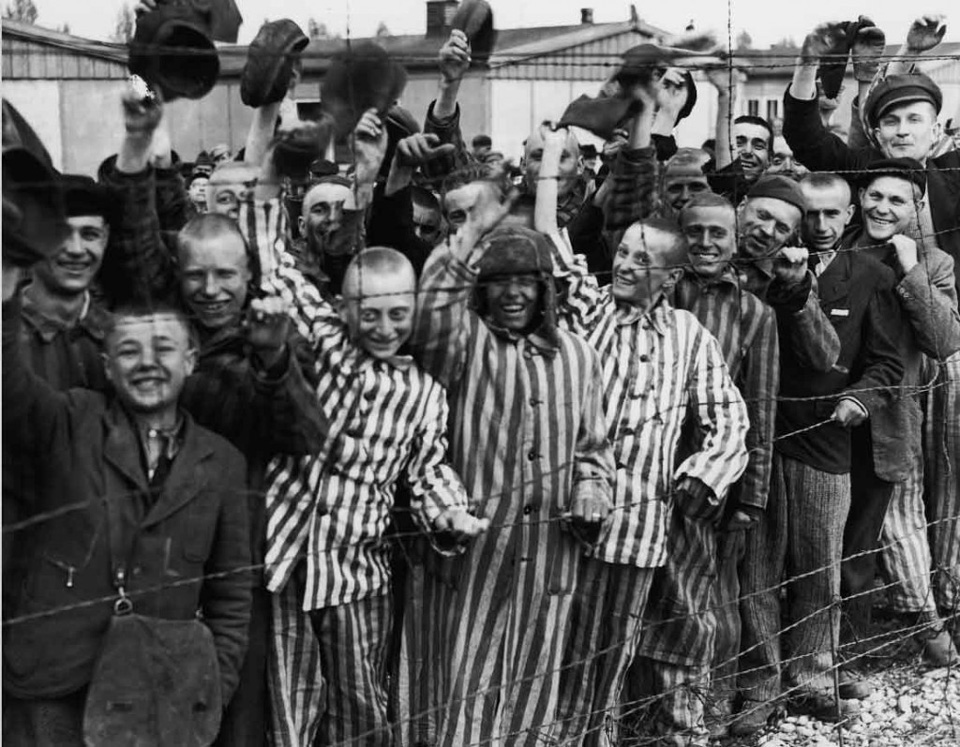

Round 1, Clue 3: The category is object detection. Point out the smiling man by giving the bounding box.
[784,22,960,290]
[546,217,749,746]
[2,285,252,746]
[835,161,960,669]
[403,219,614,747]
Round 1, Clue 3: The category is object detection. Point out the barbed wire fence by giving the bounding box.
[3,2,960,746]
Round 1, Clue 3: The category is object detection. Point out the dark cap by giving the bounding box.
[861,157,926,197]
[241,19,309,108]
[746,175,806,214]
[61,174,113,219]
[865,73,942,127]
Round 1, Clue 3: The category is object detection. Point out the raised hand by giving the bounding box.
[122,78,163,138]
[772,246,810,286]
[851,16,886,81]
[246,296,292,367]
[657,67,691,115]
[439,29,472,83]
[800,23,846,63]
[353,108,389,186]
[906,14,947,53]
[394,133,457,168]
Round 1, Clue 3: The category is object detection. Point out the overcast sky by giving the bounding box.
[26,0,955,47]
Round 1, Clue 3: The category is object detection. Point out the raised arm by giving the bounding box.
[98,88,178,306]
[422,30,476,182]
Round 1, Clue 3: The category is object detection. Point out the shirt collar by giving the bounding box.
[483,317,559,354]
[611,291,673,335]
[20,288,108,343]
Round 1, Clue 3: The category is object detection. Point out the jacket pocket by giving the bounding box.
[183,500,219,563]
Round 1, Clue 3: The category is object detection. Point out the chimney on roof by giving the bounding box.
[427,0,459,37]
[580,8,594,24]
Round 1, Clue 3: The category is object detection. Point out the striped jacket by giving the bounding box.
[262,254,469,611]
[671,269,780,512]
[553,239,750,567]
[400,245,614,746]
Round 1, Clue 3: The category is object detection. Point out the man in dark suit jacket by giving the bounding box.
[2,282,252,746]
[735,174,904,734]
[835,161,960,670]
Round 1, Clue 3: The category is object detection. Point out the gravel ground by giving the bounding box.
[717,615,960,747]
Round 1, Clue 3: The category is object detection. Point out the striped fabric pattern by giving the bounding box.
[881,454,938,614]
[399,246,614,746]
[268,575,324,747]
[673,270,780,512]
[238,197,287,283]
[262,255,470,611]
[924,353,960,611]
[553,245,750,569]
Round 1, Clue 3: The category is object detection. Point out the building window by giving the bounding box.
[766,99,779,122]
[747,99,760,117]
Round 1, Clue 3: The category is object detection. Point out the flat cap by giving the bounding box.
[865,73,942,127]
[746,175,806,214]
[861,157,926,197]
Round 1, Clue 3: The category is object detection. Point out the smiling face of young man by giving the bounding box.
[104,311,196,419]
[874,101,940,164]
[339,252,417,360]
[859,175,922,242]
[178,231,251,332]
[734,121,772,182]
[611,223,684,307]
[483,273,543,333]
[680,203,737,280]
[32,215,109,298]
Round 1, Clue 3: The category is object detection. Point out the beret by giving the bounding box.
[860,157,926,197]
[865,73,942,127]
[241,20,309,108]
[61,174,113,219]
[746,175,806,214]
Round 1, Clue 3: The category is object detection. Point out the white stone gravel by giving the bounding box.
[731,666,960,747]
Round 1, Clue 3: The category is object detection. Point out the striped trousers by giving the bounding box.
[554,560,656,747]
[880,455,938,614]
[268,570,324,747]
[711,528,747,715]
[738,453,850,702]
[621,661,711,747]
[306,594,395,747]
[924,354,960,612]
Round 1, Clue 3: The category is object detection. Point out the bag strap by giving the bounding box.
[103,492,137,617]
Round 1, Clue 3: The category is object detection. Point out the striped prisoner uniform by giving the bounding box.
[261,244,470,746]
[550,240,750,746]
[623,267,779,745]
[398,244,614,747]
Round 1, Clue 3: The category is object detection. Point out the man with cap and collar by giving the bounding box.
[784,22,960,284]
[733,171,905,734]
[834,160,960,669]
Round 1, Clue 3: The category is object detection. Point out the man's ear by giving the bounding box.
[858,187,866,206]
[843,203,856,226]
[662,267,684,293]
[298,215,307,237]
[183,346,198,377]
[332,294,346,315]
[101,352,113,384]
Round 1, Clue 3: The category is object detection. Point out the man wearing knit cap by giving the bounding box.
[784,21,960,289]
[834,160,960,669]
[733,170,905,733]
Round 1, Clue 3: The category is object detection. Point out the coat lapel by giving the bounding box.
[817,250,853,305]
[102,404,149,494]
[143,415,214,528]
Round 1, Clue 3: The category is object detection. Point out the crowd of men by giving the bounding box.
[2,7,960,747]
